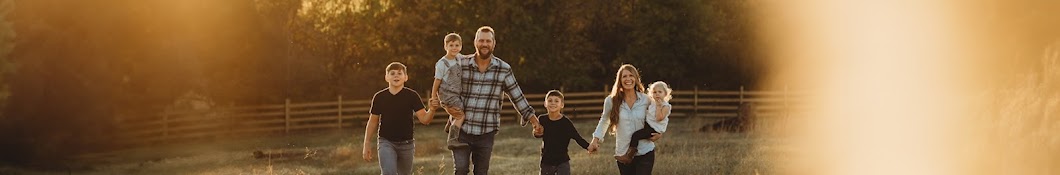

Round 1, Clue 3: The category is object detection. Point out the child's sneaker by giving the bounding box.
[446,125,469,150]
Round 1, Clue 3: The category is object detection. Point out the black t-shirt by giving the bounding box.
[537,113,590,165]
[370,87,425,141]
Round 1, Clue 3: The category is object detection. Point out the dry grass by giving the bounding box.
[1,117,784,175]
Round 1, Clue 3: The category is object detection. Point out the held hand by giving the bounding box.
[587,139,600,154]
[649,133,663,141]
[362,145,374,162]
[532,120,543,132]
[533,124,544,137]
[429,98,441,109]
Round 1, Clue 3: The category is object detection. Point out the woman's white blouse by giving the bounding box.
[592,92,656,156]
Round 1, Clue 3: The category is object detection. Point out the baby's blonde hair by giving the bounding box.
[648,81,673,102]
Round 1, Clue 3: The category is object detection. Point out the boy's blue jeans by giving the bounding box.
[451,130,497,175]
[378,137,415,175]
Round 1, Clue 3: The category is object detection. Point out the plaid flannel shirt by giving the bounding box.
[455,55,536,135]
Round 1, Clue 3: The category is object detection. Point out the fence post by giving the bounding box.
[338,95,343,129]
[739,86,745,104]
[285,98,291,134]
[693,85,699,117]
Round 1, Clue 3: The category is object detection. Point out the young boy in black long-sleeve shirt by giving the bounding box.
[534,90,590,175]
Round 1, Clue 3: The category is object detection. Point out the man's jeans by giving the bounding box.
[451,130,497,175]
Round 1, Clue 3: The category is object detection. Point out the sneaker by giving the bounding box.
[614,147,636,164]
[446,125,469,150]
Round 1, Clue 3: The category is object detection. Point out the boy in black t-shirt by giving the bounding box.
[361,62,438,175]
[534,90,590,175]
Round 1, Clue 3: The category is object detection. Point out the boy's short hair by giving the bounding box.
[545,90,564,101]
[386,62,407,73]
[444,33,461,43]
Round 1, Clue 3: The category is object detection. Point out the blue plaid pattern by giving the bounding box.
[455,55,536,135]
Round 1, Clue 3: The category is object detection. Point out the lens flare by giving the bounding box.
[757,0,1060,174]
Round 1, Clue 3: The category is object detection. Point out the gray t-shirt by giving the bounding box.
[434,56,459,81]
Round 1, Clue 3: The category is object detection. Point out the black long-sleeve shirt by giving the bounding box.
[537,114,590,165]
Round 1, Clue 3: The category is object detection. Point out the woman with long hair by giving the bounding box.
[588,64,662,174]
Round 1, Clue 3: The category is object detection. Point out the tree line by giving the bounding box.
[0,0,758,167]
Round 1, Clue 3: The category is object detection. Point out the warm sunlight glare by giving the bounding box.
[759,0,1058,174]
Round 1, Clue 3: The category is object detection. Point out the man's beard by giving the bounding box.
[476,47,491,59]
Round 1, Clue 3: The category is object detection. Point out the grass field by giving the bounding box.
[2,116,785,175]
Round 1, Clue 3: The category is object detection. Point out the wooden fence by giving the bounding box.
[113,88,798,146]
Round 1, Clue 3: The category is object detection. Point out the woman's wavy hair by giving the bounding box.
[606,64,644,134]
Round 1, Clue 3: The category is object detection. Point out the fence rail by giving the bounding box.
[113,88,800,146]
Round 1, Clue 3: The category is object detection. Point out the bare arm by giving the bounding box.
[414,109,434,125]
[413,91,433,125]
[427,79,442,117]
[362,114,380,161]
[655,105,670,121]
[431,79,441,100]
